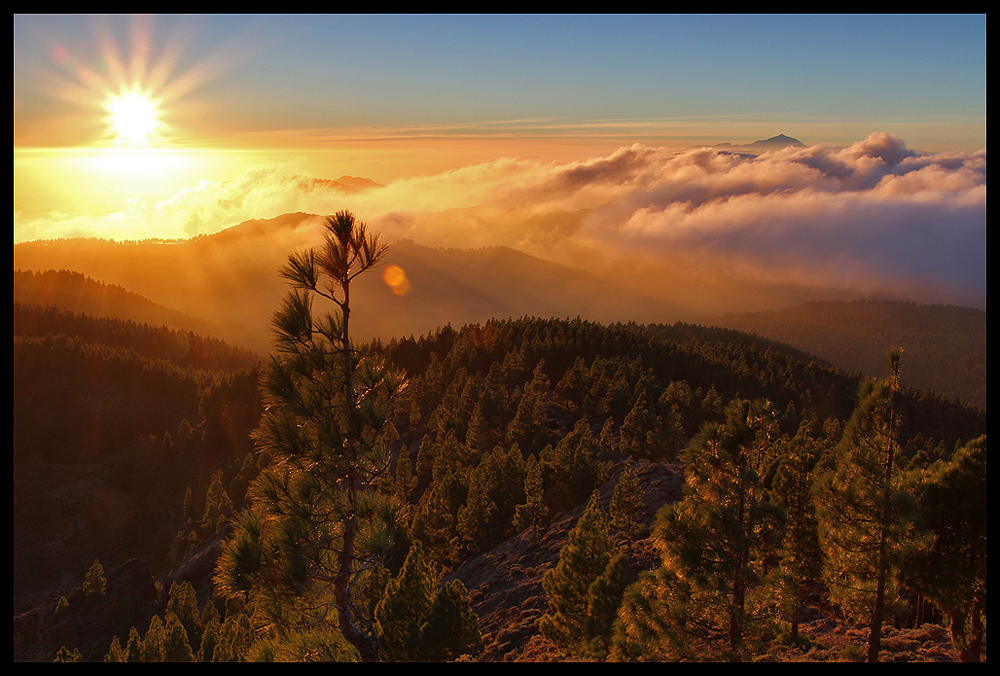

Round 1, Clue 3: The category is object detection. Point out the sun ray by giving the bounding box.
[20,15,262,152]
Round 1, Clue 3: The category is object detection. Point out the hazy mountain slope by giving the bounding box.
[12,213,688,353]
[13,213,322,350]
[354,239,687,341]
[713,300,986,410]
[13,212,986,407]
[14,269,219,337]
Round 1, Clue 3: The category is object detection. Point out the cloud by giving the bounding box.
[380,135,984,307]
[15,133,986,311]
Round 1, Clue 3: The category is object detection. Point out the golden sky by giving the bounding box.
[15,14,985,218]
[13,15,986,311]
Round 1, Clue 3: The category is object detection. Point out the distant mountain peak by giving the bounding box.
[749,134,806,148]
[711,134,806,152]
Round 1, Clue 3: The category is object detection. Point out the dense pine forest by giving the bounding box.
[13,219,986,663]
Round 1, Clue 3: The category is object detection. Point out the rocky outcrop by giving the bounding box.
[446,460,685,661]
[13,558,160,662]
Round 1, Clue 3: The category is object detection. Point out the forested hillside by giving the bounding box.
[715,300,986,410]
[11,219,696,355]
[14,269,220,338]
[14,302,263,601]
[13,262,986,662]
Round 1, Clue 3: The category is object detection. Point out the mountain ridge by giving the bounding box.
[13,269,220,338]
[12,247,985,410]
[750,133,806,147]
[714,133,806,150]
[12,213,694,353]
[14,210,986,409]
[714,299,986,409]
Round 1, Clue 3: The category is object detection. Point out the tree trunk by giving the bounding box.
[789,581,801,644]
[730,469,747,655]
[335,468,380,662]
[949,609,984,662]
[868,363,898,663]
[866,537,886,662]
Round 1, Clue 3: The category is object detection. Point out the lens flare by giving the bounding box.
[383,265,411,296]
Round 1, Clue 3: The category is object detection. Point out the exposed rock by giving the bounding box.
[443,457,971,663]
[160,525,230,612]
[446,460,685,661]
[13,558,160,662]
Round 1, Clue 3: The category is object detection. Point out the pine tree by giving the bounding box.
[162,611,197,662]
[165,580,203,653]
[659,402,687,461]
[393,445,416,503]
[613,399,783,661]
[105,636,125,662]
[53,646,82,662]
[198,614,220,663]
[141,614,166,662]
[414,433,438,489]
[553,355,589,412]
[83,559,107,599]
[212,610,254,662]
[814,349,908,662]
[506,360,550,456]
[415,579,483,661]
[618,390,664,460]
[765,422,824,645]
[214,211,407,662]
[409,467,468,573]
[584,551,635,656]
[898,434,987,662]
[432,428,476,478]
[464,402,489,458]
[659,379,694,429]
[203,469,234,533]
[609,461,645,546]
[457,443,525,555]
[376,541,435,662]
[599,416,618,455]
[542,417,611,512]
[123,626,144,662]
[701,384,723,420]
[538,491,613,657]
[55,595,71,621]
[455,468,498,558]
[513,452,546,541]
[478,362,513,434]
[375,541,482,661]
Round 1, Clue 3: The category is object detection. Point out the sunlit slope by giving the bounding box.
[12,212,689,353]
[13,269,220,337]
[353,239,692,341]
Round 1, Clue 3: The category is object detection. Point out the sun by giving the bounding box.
[105,88,163,146]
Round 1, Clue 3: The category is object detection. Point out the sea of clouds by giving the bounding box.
[15,132,986,310]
